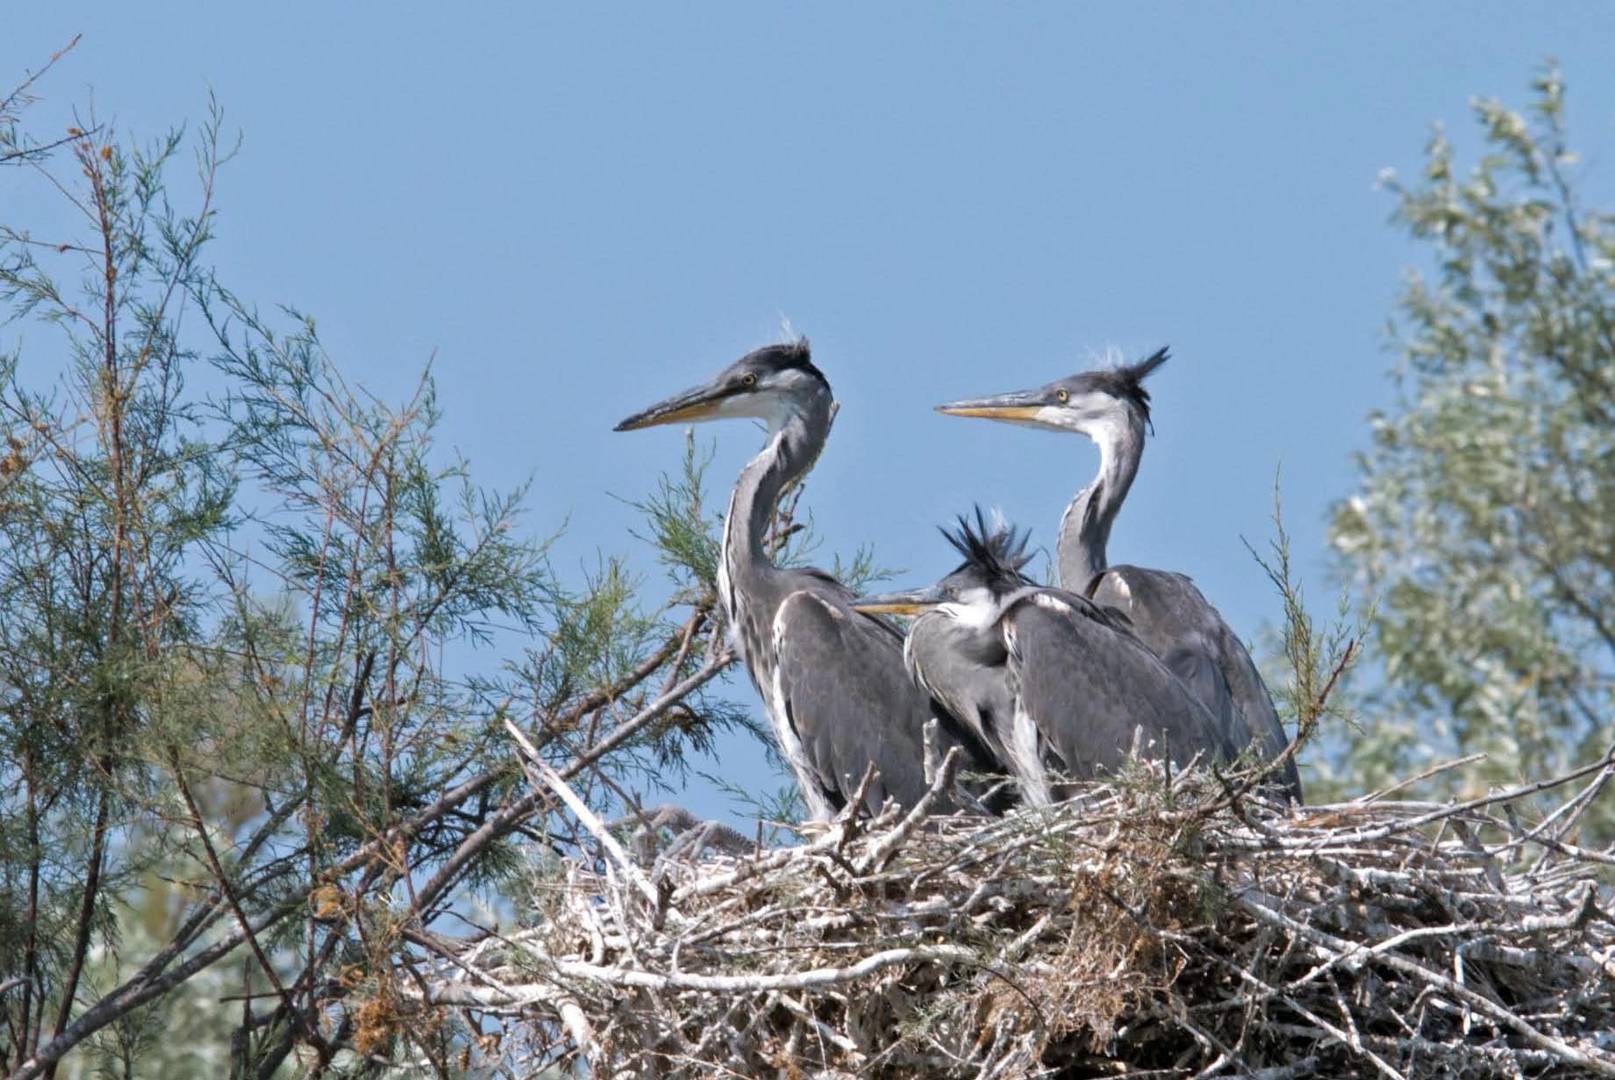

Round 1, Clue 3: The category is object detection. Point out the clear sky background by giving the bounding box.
[7,5,1615,822]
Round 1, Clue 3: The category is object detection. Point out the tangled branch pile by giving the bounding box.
[424,743,1615,1078]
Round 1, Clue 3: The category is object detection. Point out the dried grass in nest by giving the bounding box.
[422,737,1615,1078]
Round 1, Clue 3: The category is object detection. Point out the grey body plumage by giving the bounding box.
[938,349,1304,802]
[616,341,995,820]
[857,512,1233,805]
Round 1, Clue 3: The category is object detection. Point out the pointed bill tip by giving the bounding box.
[613,383,730,433]
[613,411,663,432]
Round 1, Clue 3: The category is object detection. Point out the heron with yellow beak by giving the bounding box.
[616,339,999,819]
[934,348,1302,802]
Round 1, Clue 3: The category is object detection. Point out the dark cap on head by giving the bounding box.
[740,337,824,382]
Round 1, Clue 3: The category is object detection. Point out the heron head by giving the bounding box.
[935,346,1168,441]
[852,508,1034,619]
[613,338,829,433]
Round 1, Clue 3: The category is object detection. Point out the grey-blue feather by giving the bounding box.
[874,512,1238,805]
[1004,589,1233,784]
[771,582,986,816]
[1089,566,1302,801]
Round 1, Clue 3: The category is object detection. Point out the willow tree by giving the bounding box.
[1331,70,1615,832]
[0,54,761,1078]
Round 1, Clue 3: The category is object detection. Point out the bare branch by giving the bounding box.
[421,751,1615,1077]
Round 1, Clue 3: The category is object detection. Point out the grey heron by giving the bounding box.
[854,509,1233,804]
[615,339,998,820]
[936,349,1303,801]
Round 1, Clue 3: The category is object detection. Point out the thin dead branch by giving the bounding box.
[421,749,1615,1078]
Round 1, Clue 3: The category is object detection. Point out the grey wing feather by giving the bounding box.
[1161,643,1234,741]
[1092,566,1302,801]
[906,613,1017,769]
[1212,617,1302,793]
[771,590,939,816]
[1006,591,1230,781]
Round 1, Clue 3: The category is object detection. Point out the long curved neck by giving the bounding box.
[1056,413,1146,590]
[721,393,834,602]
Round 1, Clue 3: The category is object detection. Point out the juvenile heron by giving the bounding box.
[936,349,1303,802]
[854,510,1232,804]
[615,339,996,820]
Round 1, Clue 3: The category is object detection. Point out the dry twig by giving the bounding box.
[422,750,1615,1078]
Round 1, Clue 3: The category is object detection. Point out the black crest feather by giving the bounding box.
[1119,345,1168,423]
[940,506,1035,588]
[1086,345,1168,427]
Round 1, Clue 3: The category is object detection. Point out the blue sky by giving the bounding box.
[7,5,1615,820]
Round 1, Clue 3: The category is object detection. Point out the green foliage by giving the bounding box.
[1331,68,1615,829]
[628,429,723,592]
[1248,474,1364,795]
[0,65,774,1078]
[1,96,241,1078]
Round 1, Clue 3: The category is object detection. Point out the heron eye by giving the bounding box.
[741,373,757,388]
[1056,388,1069,404]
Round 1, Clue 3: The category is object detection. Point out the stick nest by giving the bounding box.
[430,751,1615,1078]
